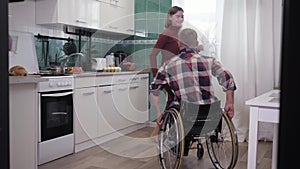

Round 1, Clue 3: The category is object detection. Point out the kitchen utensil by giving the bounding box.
[48,66,66,75]
[105,53,115,67]
[63,41,77,55]
[114,51,129,66]
[91,58,106,70]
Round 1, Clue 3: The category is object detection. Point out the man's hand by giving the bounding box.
[224,103,234,119]
[156,113,163,127]
[225,90,235,119]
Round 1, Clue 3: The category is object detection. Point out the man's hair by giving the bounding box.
[179,28,198,47]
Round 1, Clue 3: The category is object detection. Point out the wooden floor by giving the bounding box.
[38,127,273,169]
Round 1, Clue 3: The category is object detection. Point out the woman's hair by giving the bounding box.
[165,6,184,28]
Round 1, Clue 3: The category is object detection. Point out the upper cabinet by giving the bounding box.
[36,0,134,35]
[36,0,100,30]
[98,0,134,35]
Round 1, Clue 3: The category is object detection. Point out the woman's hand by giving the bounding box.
[197,44,204,52]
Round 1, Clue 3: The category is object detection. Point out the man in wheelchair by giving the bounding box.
[149,28,237,159]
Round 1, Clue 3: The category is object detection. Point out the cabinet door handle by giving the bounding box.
[130,77,138,81]
[76,20,87,24]
[130,86,139,89]
[126,29,134,32]
[109,0,118,6]
[95,0,110,5]
[82,92,95,96]
[141,77,149,80]
[103,90,113,93]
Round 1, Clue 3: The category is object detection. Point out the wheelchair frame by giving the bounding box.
[157,105,239,169]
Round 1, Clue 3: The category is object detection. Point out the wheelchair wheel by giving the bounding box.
[206,111,239,169]
[158,108,185,169]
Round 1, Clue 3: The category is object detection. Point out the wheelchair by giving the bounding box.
[157,100,239,169]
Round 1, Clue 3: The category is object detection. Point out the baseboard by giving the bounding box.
[75,123,148,153]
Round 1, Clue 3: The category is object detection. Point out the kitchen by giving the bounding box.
[7,0,154,168]
[0,1,298,169]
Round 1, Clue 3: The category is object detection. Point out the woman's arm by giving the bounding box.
[150,34,168,77]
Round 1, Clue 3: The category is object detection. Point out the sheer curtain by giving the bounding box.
[174,0,282,141]
[220,0,283,141]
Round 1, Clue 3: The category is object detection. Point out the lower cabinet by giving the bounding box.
[128,73,149,123]
[9,83,39,169]
[97,84,134,136]
[74,87,98,144]
[74,73,149,151]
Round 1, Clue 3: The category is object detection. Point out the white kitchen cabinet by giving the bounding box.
[114,74,149,124]
[73,77,98,144]
[127,73,149,123]
[9,82,40,169]
[74,73,149,152]
[98,0,134,35]
[97,84,133,136]
[96,73,149,136]
[74,87,98,143]
[36,0,100,30]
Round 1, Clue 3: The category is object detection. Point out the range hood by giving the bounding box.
[9,30,39,74]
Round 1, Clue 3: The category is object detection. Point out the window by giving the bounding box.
[173,0,223,59]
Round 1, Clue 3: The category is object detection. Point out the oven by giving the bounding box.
[38,76,74,165]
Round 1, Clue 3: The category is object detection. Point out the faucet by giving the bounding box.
[61,52,84,67]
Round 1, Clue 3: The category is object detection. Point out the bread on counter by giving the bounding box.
[9,65,28,76]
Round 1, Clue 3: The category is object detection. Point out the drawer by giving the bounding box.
[138,73,149,81]
[95,73,149,86]
[96,74,137,85]
[74,76,95,88]
[112,74,135,84]
[95,75,113,86]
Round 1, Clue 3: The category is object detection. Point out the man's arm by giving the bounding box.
[224,89,234,119]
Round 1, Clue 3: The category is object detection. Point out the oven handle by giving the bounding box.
[41,91,73,97]
[52,112,68,115]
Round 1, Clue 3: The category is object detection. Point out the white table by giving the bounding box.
[245,89,280,169]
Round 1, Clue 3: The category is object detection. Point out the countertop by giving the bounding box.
[9,69,150,84]
[9,75,48,84]
[72,69,150,77]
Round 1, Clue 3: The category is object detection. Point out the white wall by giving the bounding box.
[273,0,282,89]
[9,0,74,39]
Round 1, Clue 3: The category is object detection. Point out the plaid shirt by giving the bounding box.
[149,48,237,105]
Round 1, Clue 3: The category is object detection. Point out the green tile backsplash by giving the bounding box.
[133,0,172,121]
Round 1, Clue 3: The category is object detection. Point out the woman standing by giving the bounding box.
[149,6,184,137]
[150,6,184,77]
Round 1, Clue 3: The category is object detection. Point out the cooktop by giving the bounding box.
[30,73,73,77]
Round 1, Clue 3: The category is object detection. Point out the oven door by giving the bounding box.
[39,90,73,142]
